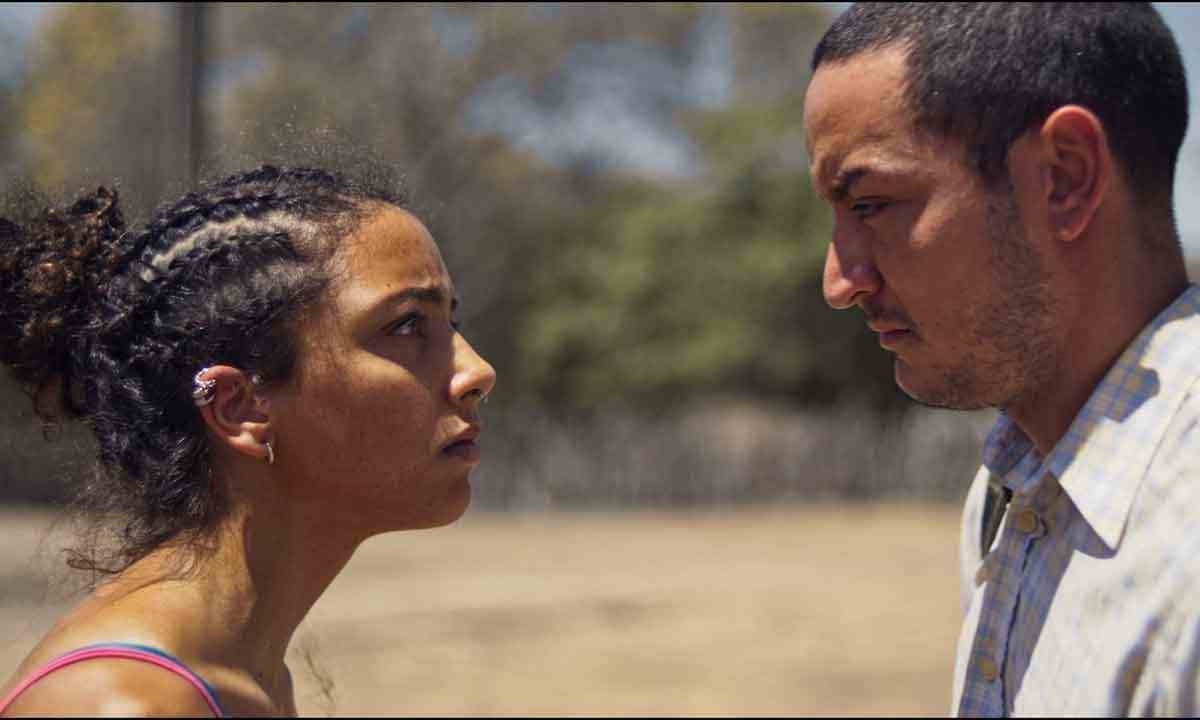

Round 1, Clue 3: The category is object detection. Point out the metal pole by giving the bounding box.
[178,2,208,186]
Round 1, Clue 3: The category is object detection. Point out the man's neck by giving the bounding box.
[1005,257,1188,457]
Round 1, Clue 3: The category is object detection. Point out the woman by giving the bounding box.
[0,165,496,715]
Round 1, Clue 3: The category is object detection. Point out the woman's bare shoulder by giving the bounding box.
[2,654,216,717]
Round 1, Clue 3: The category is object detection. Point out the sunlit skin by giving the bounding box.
[804,44,1188,455]
[0,205,497,716]
[268,205,495,534]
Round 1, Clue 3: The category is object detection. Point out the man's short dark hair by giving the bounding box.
[812,3,1188,209]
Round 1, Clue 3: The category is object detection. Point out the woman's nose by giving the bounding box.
[450,333,497,412]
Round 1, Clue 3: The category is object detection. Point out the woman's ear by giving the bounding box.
[194,365,273,464]
[1039,105,1112,243]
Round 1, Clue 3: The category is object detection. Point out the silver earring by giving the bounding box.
[192,368,217,407]
[265,441,275,466]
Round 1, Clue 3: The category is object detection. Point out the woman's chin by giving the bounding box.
[403,476,472,531]
[439,476,473,524]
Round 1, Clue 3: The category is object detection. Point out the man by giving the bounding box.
[805,3,1198,716]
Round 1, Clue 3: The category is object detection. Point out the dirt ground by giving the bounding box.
[0,503,963,716]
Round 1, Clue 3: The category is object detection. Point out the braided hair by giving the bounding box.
[0,165,404,575]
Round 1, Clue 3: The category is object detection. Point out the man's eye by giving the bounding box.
[851,199,887,220]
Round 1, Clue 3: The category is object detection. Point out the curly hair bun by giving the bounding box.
[0,187,126,418]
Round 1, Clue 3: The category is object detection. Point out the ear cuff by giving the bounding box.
[192,368,217,407]
[194,368,267,407]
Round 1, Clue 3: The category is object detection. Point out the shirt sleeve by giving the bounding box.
[958,465,990,616]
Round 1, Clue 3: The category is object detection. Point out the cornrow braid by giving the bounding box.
[0,164,405,576]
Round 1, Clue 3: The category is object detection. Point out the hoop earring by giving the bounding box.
[265,441,275,466]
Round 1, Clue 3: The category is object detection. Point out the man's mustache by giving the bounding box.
[861,302,914,330]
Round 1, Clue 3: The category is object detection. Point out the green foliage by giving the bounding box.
[518,95,903,409]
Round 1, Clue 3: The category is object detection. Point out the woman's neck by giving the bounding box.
[119,498,362,710]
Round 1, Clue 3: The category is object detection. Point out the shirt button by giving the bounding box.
[1014,510,1039,534]
[979,657,999,682]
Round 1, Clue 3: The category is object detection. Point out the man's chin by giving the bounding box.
[894,358,991,411]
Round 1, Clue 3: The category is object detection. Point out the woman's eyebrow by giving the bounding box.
[372,286,458,312]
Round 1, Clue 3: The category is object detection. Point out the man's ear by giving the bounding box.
[195,365,273,464]
[1039,105,1112,243]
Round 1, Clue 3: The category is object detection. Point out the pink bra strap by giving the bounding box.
[0,644,224,717]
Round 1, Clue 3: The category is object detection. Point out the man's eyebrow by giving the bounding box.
[829,167,869,203]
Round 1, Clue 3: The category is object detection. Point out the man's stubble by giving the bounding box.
[909,189,1062,413]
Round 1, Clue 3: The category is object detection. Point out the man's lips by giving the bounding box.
[866,320,913,349]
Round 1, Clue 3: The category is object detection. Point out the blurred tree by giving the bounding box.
[729,3,826,104]
[510,4,900,411]
[0,15,19,182]
[520,93,902,411]
[16,4,180,214]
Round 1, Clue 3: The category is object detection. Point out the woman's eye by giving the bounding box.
[387,313,459,338]
[388,314,424,337]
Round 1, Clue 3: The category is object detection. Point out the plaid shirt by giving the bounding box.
[953,285,1200,717]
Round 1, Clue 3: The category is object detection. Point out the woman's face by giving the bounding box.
[269,204,496,535]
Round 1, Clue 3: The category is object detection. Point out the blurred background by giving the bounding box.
[0,3,1197,715]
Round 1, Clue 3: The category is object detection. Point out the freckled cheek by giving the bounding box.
[285,369,440,483]
[344,365,437,435]
[361,382,438,454]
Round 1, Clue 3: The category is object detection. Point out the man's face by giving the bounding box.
[804,45,1059,410]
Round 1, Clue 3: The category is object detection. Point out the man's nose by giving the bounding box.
[822,227,881,310]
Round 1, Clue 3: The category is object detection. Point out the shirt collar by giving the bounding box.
[983,284,1200,550]
[982,414,1043,497]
